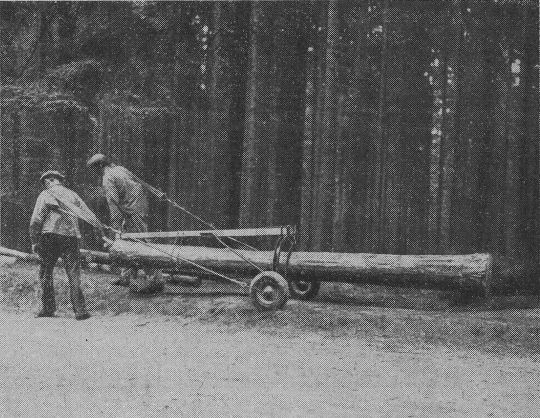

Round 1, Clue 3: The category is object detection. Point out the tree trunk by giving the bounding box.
[10,111,21,191]
[368,0,390,253]
[300,2,327,249]
[311,1,339,251]
[273,5,308,227]
[37,4,49,77]
[520,5,539,263]
[239,2,264,226]
[57,2,77,64]
[110,239,493,293]
[439,1,464,254]
[207,2,224,219]
[332,93,346,251]
[226,3,250,228]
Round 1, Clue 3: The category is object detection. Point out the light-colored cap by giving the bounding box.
[86,153,108,167]
[40,170,65,183]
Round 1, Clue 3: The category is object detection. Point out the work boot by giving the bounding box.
[147,281,165,293]
[75,312,91,321]
[35,310,55,318]
[111,278,130,287]
[167,274,202,288]
[129,280,164,294]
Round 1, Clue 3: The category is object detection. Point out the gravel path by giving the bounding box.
[1,311,539,417]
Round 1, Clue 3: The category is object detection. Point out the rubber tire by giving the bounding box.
[289,280,321,300]
[249,271,289,311]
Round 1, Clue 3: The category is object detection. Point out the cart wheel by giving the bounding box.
[249,271,289,311]
[289,280,321,300]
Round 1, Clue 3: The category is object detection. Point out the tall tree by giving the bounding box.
[300,1,327,249]
[239,3,281,227]
[311,0,339,251]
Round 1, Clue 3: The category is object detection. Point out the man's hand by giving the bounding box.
[32,244,41,254]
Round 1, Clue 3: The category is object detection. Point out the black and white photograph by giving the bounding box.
[0,0,539,416]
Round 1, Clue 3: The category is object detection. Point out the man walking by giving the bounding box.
[86,153,163,293]
[29,171,91,320]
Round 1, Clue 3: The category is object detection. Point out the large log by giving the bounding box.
[109,240,493,294]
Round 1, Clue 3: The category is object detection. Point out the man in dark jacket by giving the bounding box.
[29,171,91,320]
[87,154,163,293]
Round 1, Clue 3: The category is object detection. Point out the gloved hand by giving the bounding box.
[32,244,41,254]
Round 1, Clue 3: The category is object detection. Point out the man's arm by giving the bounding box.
[29,193,48,247]
[103,175,124,230]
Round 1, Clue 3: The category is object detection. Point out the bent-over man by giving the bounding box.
[86,153,163,293]
[29,170,91,320]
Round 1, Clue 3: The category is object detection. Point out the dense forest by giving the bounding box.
[0,1,538,261]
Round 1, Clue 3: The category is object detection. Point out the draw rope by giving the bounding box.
[45,188,253,287]
[124,169,259,252]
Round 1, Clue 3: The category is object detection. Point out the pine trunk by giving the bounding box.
[110,240,493,294]
[311,1,339,251]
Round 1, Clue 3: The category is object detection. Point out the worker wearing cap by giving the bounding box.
[29,171,91,320]
[86,154,163,293]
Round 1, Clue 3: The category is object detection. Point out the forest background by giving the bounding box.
[0,1,538,265]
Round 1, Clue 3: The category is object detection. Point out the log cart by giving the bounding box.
[114,225,302,311]
[109,225,494,310]
[0,227,494,311]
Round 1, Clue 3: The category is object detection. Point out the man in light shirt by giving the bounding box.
[86,153,163,293]
[29,170,91,320]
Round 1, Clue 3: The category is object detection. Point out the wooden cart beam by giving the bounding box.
[122,226,294,239]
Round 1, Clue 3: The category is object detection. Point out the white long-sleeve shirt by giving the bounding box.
[102,165,148,228]
[29,184,85,245]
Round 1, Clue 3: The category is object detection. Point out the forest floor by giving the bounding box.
[1,259,540,417]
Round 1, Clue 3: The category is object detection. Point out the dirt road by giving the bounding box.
[1,310,539,418]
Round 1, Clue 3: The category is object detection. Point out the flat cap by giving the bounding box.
[40,170,65,183]
[86,153,108,167]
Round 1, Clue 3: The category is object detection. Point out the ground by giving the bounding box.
[1,260,540,417]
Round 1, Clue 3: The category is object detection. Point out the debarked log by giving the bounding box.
[109,240,493,294]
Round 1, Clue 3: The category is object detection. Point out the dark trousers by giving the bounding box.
[113,212,161,284]
[38,233,87,315]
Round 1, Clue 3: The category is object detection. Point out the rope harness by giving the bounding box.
[43,175,295,289]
